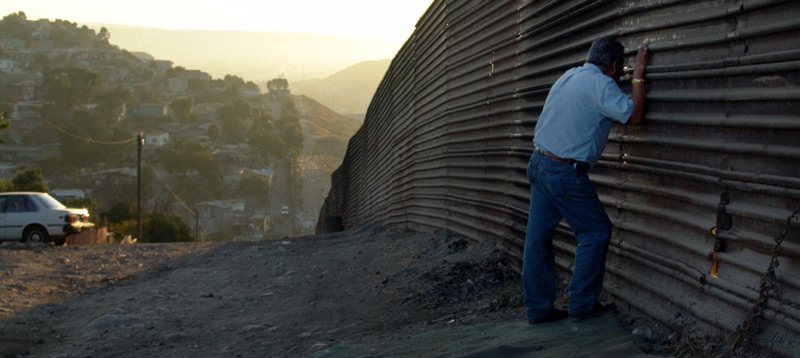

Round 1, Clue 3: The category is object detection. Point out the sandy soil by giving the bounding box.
[1,225,661,358]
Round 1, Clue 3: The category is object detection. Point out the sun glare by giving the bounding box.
[0,0,433,40]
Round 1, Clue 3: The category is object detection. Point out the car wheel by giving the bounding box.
[22,226,48,247]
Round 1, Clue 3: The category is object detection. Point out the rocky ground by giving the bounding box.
[1,225,666,358]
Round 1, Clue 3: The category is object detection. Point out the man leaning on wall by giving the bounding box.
[523,37,649,324]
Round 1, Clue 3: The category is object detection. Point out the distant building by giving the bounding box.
[0,163,24,178]
[50,189,87,202]
[9,104,42,131]
[166,77,187,94]
[0,38,26,50]
[154,60,173,71]
[0,143,60,162]
[195,102,224,115]
[145,131,170,147]
[129,103,169,117]
[0,59,22,74]
[130,52,155,63]
[196,200,246,234]
[179,70,211,82]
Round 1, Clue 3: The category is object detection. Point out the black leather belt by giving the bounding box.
[535,148,590,173]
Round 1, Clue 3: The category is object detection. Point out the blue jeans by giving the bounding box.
[523,151,612,320]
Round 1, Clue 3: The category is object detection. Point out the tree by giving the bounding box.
[11,168,49,192]
[249,114,283,160]
[97,27,110,42]
[159,139,220,184]
[170,96,193,122]
[236,173,269,208]
[267,78,289,95]
[0,12,32,40]
[221,116,243,143]
[187,78,208,93]
[207,123,221,143]
[0,111,8,144]
[244,81,259,93]
[100,200,135,224]
[95,86,130,123]
[42,67,103,110]
[275,114,304,155]
[0,179,13,192]
[115,213,195,242]
[220,98,250,143]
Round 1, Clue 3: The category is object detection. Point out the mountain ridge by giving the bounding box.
[290,59,391,116]
[90,23,402,83]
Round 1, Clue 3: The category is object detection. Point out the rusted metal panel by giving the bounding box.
[319,0,800,355]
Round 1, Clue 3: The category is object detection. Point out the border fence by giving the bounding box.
[318,0,800,354]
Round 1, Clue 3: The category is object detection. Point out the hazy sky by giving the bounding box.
[1,0,434,40]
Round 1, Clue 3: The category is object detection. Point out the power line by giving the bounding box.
[142,159,209,240]
[143,159,196,217]
[41,117,137,145]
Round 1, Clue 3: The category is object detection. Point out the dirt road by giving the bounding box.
[1,226,661,358]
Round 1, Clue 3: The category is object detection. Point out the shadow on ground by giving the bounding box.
[317,314,658,358]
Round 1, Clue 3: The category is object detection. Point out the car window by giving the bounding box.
[0,196,6,213]
[22,196,38,212]
[31,193,66,209]
[5,195,30,212]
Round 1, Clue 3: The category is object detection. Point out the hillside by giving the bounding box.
[292,95,362,233]
[93,23,401,84]
[291,59,391,116]
[0,12,367,239]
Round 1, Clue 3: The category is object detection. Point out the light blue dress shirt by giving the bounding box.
[533,63,634,167]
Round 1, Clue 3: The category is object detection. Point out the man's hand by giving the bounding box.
[633,42,649,79]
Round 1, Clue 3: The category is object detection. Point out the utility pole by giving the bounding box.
[137,133,144,242]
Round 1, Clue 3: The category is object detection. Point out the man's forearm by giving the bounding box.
[628,43,649,125]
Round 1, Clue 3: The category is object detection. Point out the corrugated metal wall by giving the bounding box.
[318,0,800,354]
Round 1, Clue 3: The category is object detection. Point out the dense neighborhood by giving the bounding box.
[0,11,359,242]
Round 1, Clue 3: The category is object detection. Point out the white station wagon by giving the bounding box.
[0,192,94,246]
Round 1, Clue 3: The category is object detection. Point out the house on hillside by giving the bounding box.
[129,103,169,117]
[4,50,36,64]
[130,52,154,63]
[0,39,26,50]
[179,70,211,82]
[0,59,22,74]
[50,189,88,202]
[0,143,60,162]
[145,131,170,147]
[8,105,42,132]
[166,77,187,94]
[196,200,246,234]
[31,19,52,39]
[154,60,173,71]
[96,66,129,87]
[81,167,136,186]
[0,163,26,178]
[194,102,224,121]
[195,102,224,115]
